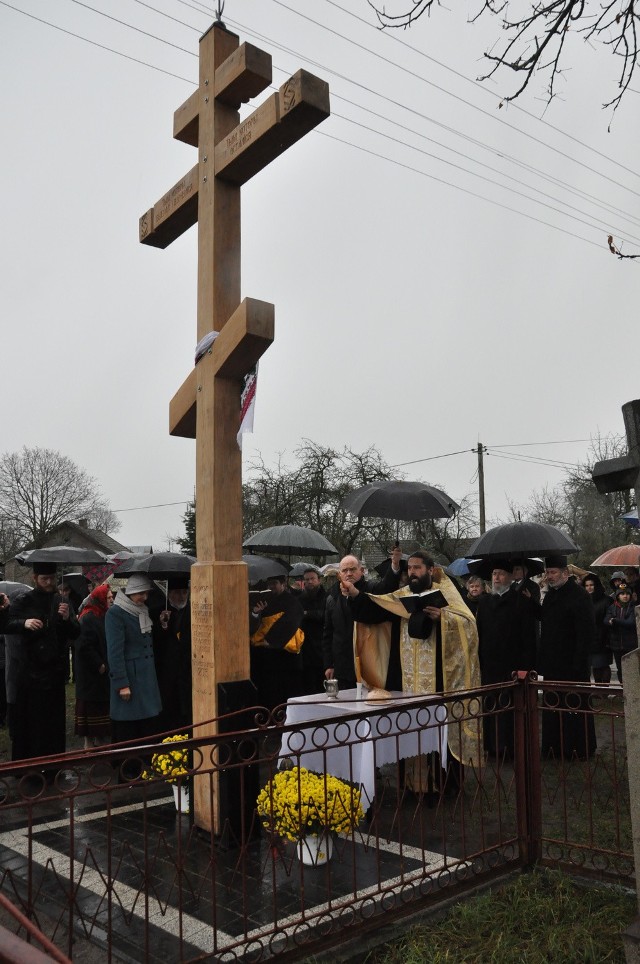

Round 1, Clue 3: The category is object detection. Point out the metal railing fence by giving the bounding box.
[0,674,631,962]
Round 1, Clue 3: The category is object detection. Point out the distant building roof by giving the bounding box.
[16,520,129,556]
[5,520,131,583]
[128,545,153,555]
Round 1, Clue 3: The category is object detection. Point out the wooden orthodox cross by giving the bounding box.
[139,21,329,833]
[592,399,640,516]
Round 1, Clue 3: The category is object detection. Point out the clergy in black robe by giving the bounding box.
[538,556,596,760]
[5,563,80,764]
[476,562,538,758]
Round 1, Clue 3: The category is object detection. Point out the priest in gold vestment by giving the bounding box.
[345,551,483,783]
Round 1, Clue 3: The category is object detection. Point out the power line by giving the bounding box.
[222,14,637,245]
[323,0,640,185]
[0,0,195,83]
[487,450,579,468]
[9,1,633,246]
[489,438,592,448]
[324,85,640,234]
[391,437,593,469]
[68,0,197,56]
[318,129,603,250]
[328,106,640,246]
[112,499,192,513]
[391,448,473,468]
[268,0,640,200]
[216,6,640,232]
[487,451,579,470]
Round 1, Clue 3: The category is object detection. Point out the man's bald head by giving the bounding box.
[339,555,364,585]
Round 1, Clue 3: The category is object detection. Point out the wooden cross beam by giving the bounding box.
[592,399,640,513]
[139,22,329,835]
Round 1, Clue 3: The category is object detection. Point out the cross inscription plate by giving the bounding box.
[139,22,329,833]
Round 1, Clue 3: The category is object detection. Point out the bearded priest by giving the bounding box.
[344,550,482,793]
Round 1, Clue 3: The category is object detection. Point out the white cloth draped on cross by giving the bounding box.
[194,331,258,449]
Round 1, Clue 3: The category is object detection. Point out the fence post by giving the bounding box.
[513,670,542,867]
[621,650,640,960]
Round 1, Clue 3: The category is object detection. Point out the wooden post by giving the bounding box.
[139,22,329,833]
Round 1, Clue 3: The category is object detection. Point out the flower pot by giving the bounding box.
[172,784,189,813]
[297,833,333,866]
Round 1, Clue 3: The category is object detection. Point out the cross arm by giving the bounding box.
[592,399,640,495]
[593,455,640,494]
[173,43,272,147]
[139,165,198,248]
[169,297,274,438]
[215,69,330,186]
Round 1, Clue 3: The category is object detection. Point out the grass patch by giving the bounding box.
[364,869,636,963]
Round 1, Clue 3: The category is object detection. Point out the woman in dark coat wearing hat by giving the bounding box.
[604,583,638,683]
[74,583,113,748]
[105,574,162,744]
[581,572,611,684]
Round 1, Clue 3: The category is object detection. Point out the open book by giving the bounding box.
[399,589,448,615]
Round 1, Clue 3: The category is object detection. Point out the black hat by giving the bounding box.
[545,555,568,569]
[467,558,513,580]
[32,562,57,575]
[167,576,189,591]
[615,583,632,599]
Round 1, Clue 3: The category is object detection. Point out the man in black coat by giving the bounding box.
[322,551,403,690]
[299,568,327,695]
[5,562,80,764]
[0,591,9,727]
[538,555,596,759]
[475,560,538,757]
[152,577,192,731]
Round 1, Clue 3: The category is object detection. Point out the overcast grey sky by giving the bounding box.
[2,0,639,551]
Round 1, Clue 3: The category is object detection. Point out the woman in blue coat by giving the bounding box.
[105,574,161,743]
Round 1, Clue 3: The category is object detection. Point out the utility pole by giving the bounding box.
[477,442,486,534]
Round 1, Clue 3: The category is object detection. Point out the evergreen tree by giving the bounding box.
[177,500,196,555]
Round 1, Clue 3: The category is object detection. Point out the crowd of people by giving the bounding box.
[0,564,192,776]
[1,551,637,776]
[248,552,640,765]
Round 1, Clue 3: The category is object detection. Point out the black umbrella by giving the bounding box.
[467,557,545,580]
[341,480,460,544]
[0,580,32,600]
[242,554,289,583]
[116,552,196,580]
[243,525,339,557]
[289,562,321,578]
[467,522,579,560]
[17,546,107,565]
[342,481,459,521]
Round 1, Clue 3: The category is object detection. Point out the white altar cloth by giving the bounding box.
[280,689,447,805]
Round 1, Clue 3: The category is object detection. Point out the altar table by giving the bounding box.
[280,689,448,805]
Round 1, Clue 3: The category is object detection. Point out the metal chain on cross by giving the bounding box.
[215,0,225,23]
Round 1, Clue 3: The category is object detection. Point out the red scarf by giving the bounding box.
[80,584,110,621]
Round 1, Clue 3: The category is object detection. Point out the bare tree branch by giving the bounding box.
[608,234,640,259]
[0,447,117,547]
[368,0,640,112]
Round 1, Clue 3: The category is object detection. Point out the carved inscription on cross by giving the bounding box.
[139,22,329,833]
[592,399,640,513]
